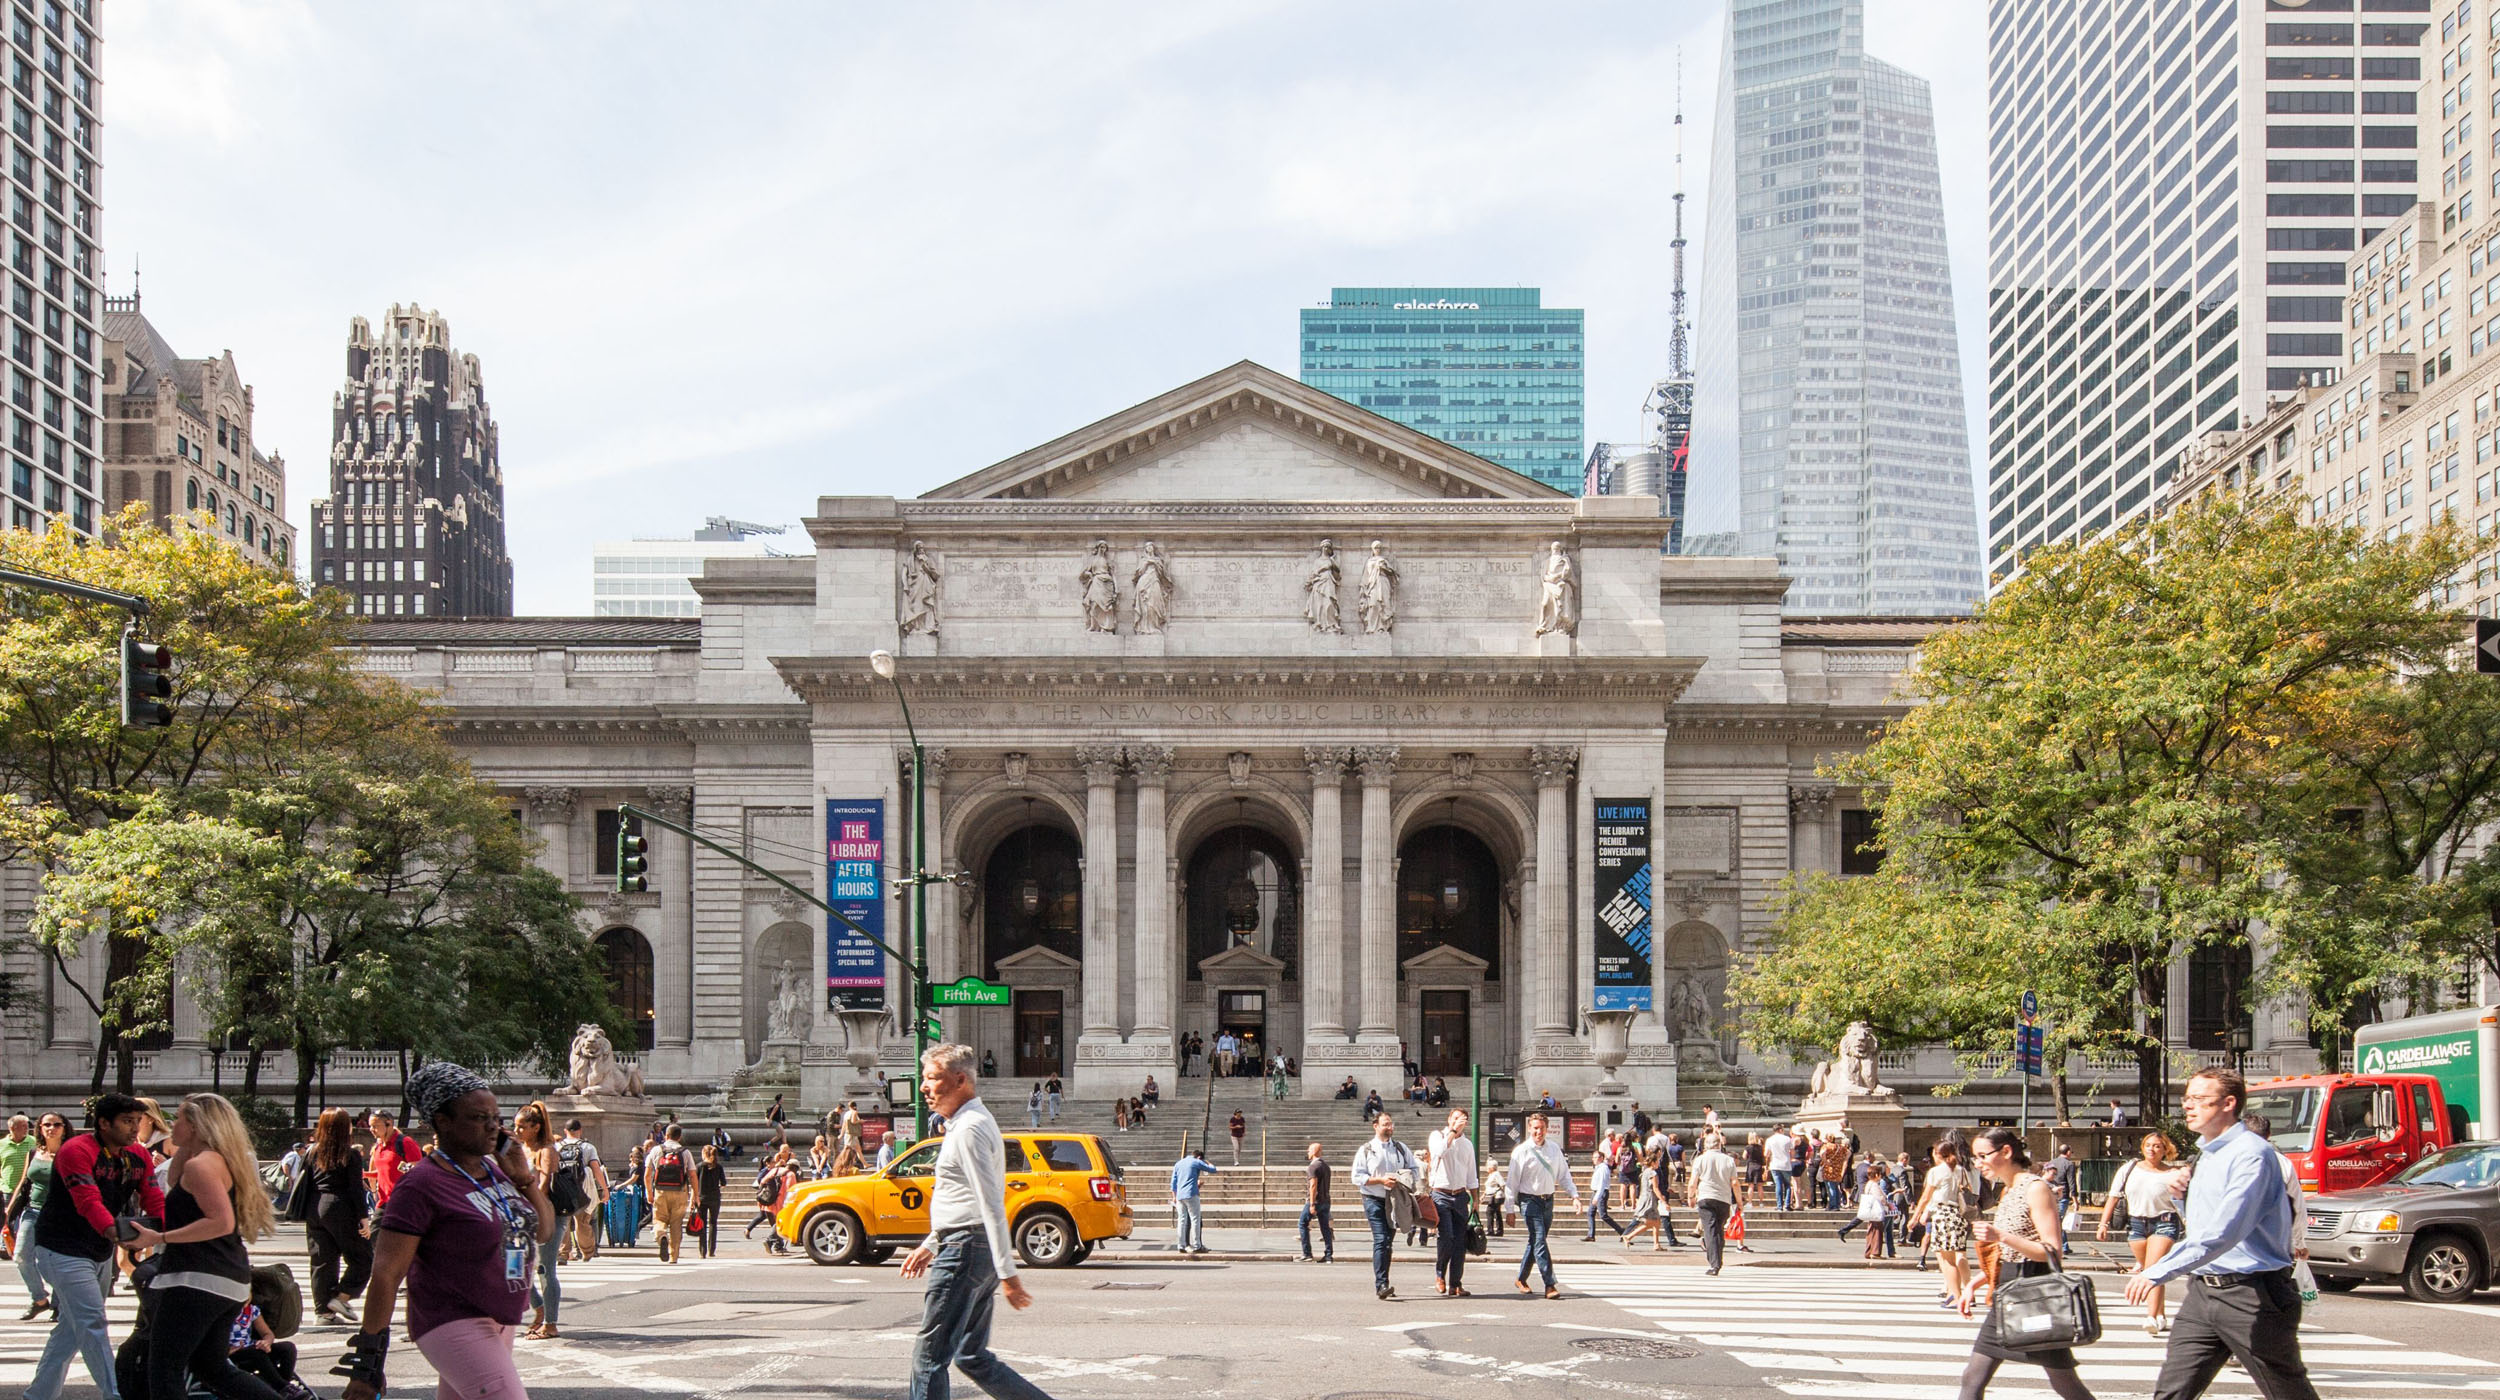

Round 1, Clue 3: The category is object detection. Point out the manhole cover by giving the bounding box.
[1092,1280,1168,1290]
[1323,1393,1442,1400]
[1572,1337,1700,1360]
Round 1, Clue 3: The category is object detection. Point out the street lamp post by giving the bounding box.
[870,648,935,1139]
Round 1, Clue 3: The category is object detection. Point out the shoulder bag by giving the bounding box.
[2104,1161,2134,1231]
[1994,1251,2102,1352]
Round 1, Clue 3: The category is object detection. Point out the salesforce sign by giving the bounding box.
[1393,299,1481,311]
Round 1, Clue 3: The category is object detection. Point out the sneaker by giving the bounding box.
[1377,1285,1396,1300]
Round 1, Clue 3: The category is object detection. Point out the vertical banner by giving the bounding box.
[826,798,888,1011]
[1592,799,1654,1011]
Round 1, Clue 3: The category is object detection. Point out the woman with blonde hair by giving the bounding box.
[2096,1130,2190,1335]
[514,1102,562,1341]
[126,1092,282,1400]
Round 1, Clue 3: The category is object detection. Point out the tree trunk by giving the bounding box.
[242,1046,264,1101]
[87,1032,107,1096]
[291,1031,317,1131]
[2050,1068,2072,1125]
[113,1038,134,1095]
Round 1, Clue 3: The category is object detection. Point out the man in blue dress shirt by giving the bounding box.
[2127,1068,2319,1400]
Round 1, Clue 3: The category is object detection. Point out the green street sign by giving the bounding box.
[931,976,1012,1007]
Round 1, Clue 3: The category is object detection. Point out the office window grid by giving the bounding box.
[0,0,98,539]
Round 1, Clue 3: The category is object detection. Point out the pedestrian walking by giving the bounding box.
[513,1103,563,1342]
[2128,1069,2320,1400]
[0,1112,35,1251]
[1507,1112,1578,1299]
[1168,1149,1216,1254]
[644,1125,696,1263]
[6,1113,67,1321]
[127,1093,285,1400]
[1227,1110,1246,1165]
[1426,1109,1476,1297]
[1765,1125,1795,1210]
[746,1154,795,1257]
[1623,1149,1675,1252]
[1582,1149,1626,1241]
[896,1043,1058,1400]
[1913,1139,1976,1309]
[363,1111,421,1210]
[1742,1132,1766,1208]
[302,1109,372,1326]
[2099,1132,2190,1335]
[1044,1075,1062,1122]
[1481,1159,1507,1238]
[1690,1132,1737,1275]
[25,1092,160,1400]
[695,1145,726,1259]
[1351,1113,1420,1300]
[335,1062,558,1400]
[1951,1126,2095,1400]
[553,1121,609,1265]
[1026,1084,1043,1130]
[1298,1142,1334,1263]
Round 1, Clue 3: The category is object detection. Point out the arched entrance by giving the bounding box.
[1398,824,1501,1076]
[1185,825,1299,1062]
[983,825,1082,1077]
[596,927,656,1052]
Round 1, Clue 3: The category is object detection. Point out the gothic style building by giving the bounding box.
[99,293,294,568]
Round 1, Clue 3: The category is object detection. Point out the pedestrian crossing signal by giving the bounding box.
[616,826,648,893]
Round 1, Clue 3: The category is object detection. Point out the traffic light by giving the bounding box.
[119,628,172,728]
[616,821,648,893]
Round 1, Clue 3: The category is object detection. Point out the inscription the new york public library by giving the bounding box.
[918,698,1566,725]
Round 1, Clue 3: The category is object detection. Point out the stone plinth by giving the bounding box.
[539,1093,658,1166]
[1795,1091,1908,1160]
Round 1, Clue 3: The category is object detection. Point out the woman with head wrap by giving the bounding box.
[335,1062,557,1400]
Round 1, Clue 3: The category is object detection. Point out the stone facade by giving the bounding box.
[99,293,295,568]
[0,362,1942,1111]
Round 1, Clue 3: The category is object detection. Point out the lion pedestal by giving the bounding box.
[1794,1020,1908,1161]
[544,1024,657,1165]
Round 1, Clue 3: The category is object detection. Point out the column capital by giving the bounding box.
[897,746,952,785]
[1303,744,1348,781]
[1353,744,1400,783]
[521,785,575,823]
[641,785,693,820]
[1788,781,1836,820]
[1529,744,1579,785]
[1129,744,1176,784]
[1076,745,1124,786]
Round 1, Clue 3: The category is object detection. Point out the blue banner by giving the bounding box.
[826,798,887,1011]
[1593,800,1654,1012]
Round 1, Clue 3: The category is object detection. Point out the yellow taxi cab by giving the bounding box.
[775,1130,1133,1267]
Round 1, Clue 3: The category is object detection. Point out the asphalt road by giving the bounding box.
[6,1232,2496,1399]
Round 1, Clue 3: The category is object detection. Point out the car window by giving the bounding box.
[1036,1138,1094,1173]
[2394,1144,2500,1189]
[1003,1140,1030,1175]
[2244,1088,2318,1152]
[2412,1084,2435,1139]
[2323,1087,2377,1147]
[888,1141,942,1177]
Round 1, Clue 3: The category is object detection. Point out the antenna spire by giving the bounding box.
[1667,50,1690,381]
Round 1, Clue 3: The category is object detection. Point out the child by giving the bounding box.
[228,1302,315,1400]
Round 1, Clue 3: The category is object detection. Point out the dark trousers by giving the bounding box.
[229,1341,297,1392]
[698,1195,722,1257]
[2152,1272,2321,1400]
[305,1205,371,1312]
[909,1231,1055,1400]
[1515,1194,1557,1289]
[1298,1201,1334,1260]
[1697,1198,1730,1272]
[147,1286,282,1400]
[1432,1190,1470,1289]
[1583,1193,1623,1240]
[1363,1196,1395,1291]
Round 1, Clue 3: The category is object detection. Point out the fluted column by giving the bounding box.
[522,787,575,884]
[1531,745,1578,1036]
[1129,745,1175,1039]
[1354,744,1400,1042]
[1302,746,1348,1042]
[1077,745,1124,1038]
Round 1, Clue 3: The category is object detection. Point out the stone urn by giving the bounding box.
[838,1008,891,1094]
[1583,1008,1638,1099]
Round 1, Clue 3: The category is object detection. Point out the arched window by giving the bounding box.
[596,926,656,1051]
[1185,826,1299,979]
[1397,825,1501,979]
[982,825,1081,975]
[184,478,196,510]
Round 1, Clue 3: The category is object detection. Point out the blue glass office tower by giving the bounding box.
[1299,287,1585,491]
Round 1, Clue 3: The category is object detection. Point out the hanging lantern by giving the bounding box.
[1017,877,1042,918]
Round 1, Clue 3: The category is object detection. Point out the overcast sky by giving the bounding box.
[103,0,1990,615]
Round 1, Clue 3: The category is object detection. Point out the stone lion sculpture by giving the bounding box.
[566,1023,646,1097]
[1808,1020,1883,1098]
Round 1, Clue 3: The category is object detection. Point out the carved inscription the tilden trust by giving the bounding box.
[901,699,1569,726]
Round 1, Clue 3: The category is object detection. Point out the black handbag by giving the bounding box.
[2104,1162,2133,1231]
[1994,1254,2102,1351]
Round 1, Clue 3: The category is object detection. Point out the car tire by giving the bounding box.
[1013,1209,1079,1268]
[2402,1233,2483,1304]
[1069,1239,1094,1265]
[2312,1275,2361,1293]
[864,1246,896,1264]
[803,1208,866,1267]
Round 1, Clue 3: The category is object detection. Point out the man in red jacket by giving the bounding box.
[25,1092,160,1400]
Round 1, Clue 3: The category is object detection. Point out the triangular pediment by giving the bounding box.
[924,361,1566,504]
[1402,944,1491,977]
[995,944,1081,973]
[1197,942,1287,975]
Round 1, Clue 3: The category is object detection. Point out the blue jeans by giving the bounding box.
[909,1232,1055,1400]
[25,1244,117,1400]
[530,1234,560,1324]
[13,1207,43,1304]
[1515,1194,1557,1290]
[1173,1198,1203,1251]
[1362,1195,1394,1292]
[1584,1194,1623,1240]
[1299,1201,1334,1259]
[1772,1170,1793,1210]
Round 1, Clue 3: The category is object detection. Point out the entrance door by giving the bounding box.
[1218,990,1267,1069]
[1015,991,1063,1077]
[1420,991,1469,1076]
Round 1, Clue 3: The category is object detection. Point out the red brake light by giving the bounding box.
[1090,1175,1115,1200]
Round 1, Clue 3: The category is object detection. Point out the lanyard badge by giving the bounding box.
[432,1151,532,1292]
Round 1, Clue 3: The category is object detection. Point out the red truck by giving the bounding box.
[2244,1072,2468,1192]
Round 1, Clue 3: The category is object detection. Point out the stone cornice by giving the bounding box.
[434,703,806,746]
[801,499,1669,550]
[769,653,1708,705]
[1662,704,1905,741]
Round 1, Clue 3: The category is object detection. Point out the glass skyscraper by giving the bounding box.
[1298,287,1585,491]
[1986,0,2429,588]
[1694,0,1983,615]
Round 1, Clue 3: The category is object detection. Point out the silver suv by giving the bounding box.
[2306,1141,2500,1303]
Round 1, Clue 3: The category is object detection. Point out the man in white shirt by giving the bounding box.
[1351,1113,1421,1301]
[897,1043,1057,1400]
[1765,1127,1796,1211]
[1426,1108,1478,1296]
[1689,1131,1739,1276]
[1506,1112,1581,1299]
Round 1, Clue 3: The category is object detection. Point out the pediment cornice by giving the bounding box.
[770,654,1707,707]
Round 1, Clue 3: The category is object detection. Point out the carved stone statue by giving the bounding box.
[1535,542,1579,637]
[1358,539,1399,634]
[1668,976,1712,1044]
[766,959,808,1043]
[1079,540,1120,633]
[899,540,940,637]
[1808,1020,1887,1098]
[564,1023,646,1097]
[1132,541,1174,633]
[1304,538,1343,634]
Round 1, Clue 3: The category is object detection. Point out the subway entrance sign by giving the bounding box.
[931,976,1012,1007]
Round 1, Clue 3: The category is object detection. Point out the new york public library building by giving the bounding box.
[3,362,1948,1116]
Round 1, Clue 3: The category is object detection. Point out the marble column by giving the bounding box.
[1530,746,1578,1037]
[1354,745,1399,1043]
[1788,782,1836,873]
[1129,745,1175,1041]
[1076,745,1124,1040]
[522,786,576,884]
[1302,746,1348,1041]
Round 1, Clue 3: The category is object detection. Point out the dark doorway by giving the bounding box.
[1014,990,1063,1077]
[1217,989,1267,1043]
[1397,825,1501,979]
[1420,990,1469,1076]
[1185,825,1299,979]
[596,927,657,1051]
[983,825,1082,976]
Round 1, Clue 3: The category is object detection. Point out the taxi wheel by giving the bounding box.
[865,1246,896,1264]
[803,1208,866,1266]
[1069,1239,1094,1265]
[2312,1275,2361,1293]
[2403,1233,2483,1303]
[1013,1209,1079,1268]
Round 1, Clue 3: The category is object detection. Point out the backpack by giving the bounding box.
[549,1142,590,1215]
[651,1145,689,1190]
